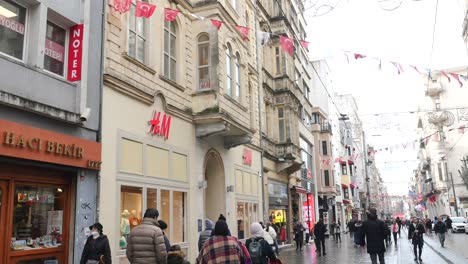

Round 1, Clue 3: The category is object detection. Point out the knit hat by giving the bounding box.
[214,220,230,236]
[218,214,227,221]
[205,219,214,230]
[250,222,264,238]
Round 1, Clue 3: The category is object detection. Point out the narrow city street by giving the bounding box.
[278,230,448,264]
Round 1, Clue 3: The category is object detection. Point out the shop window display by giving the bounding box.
[16,257,58,264]
[237,202,258,239]
[11,185,65,251]
[120,186,142,249]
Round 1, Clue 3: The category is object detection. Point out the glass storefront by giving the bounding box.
[269,209,288,242]
[236,201,258,239]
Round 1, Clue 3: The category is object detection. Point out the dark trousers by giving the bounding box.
[413,243,423,258]
[392,232,398,244]
[370,252,385,264]
[305,233,310,243]
[296,240,303,250]
[335,233,341,242]
[316,238,326,255]
[273,240,279,254]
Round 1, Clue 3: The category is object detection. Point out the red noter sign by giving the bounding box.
[67,24,84,82]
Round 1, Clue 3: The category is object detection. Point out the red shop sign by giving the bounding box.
[148,111,171,140]
[243,149,252,166]
[67,24,84,82]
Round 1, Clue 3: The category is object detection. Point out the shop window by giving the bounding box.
[198,34,210,90]
[120,139,143,175]
[172,152,187,182]
[0,0,26,60]
[11,185,65,251]
[120,186,142,249]
[237,202,258,239]
[147,188,157,209]
[44,21,66,76]
[172,191,185,243]
[275,47,281,74]
[235,169,243,194]
[128,0,146,63]
[164,20,177,81]
[160,190,170,238]
[147,146,169,178]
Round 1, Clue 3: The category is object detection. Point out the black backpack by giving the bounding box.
[248,238,265,264]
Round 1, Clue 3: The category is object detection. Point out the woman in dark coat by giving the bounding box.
[313,219,327,256]
[409,217,426,262]
[359,208,388,264]
[80,223,112,264]
[294,222,305,251]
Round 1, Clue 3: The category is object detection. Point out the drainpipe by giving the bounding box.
[80,0,92,121]
[254,1,267,222]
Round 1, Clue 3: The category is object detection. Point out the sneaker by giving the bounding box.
[419,258,422,261]
[323,253,327,256]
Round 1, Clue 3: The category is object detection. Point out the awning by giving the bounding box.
[341,184,348,189]
[348,160,354,165]
[339,160,346,165]
[292,186,308,194]
[350,183,355,189]
[343,199,351,205]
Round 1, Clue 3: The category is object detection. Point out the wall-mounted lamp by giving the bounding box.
[198,180,207,190]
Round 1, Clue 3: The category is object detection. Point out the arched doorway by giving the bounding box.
[204,149,226,221]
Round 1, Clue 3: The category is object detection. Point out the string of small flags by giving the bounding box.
[347,51,467,87]
[112,0,309,56]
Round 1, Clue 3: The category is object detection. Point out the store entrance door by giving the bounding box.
[0,180,9,263]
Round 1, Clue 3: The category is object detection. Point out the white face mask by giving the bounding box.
[91,231,99,238]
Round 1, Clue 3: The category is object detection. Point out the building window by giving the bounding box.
[44,22,66,76]
[226,45,232,96]
[341,164,347,175]
[237,202,258,239]
[129,1,146,62]
[349,164,353,176]
[311,113,320,124]
[321,141,328,156]
[351,188,355,197]
[278,107,290,142]
[300,137,313,172]
[120,185,187,249]
[324,170,330,186]
[197,34,210,90]
[0,0,26,60]
[234,53,240,100]
[12,184,66,251]
[304,111,311,126]
[164,20,176,81]
[438,162,443,181]
[275,47,281,74]
[343,187,349,199]
[303,82,309,100]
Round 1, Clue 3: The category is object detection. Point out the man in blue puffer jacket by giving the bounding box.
[198,219,214,252]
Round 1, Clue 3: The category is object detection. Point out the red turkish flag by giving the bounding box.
[449,73,463,87]
[236,26,250,41]
[113,0,131,13]
[459,126,465,134]
[164,8,180,21]
[354,53,366,60]
[210,19,223,30]
[411,65,421,74]
[280,36,294,56]
[441,71,451,82]
[135,1,156,18]
[300,40,309,50]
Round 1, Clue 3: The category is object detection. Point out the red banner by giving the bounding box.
[113,0,131,13]
[67,24,84,82]
[164,8,180,21]
[280,36,294,56]
[449,73,463,87]
[236,26,250,41]
[135,1,156,18]
[210,19,223,30]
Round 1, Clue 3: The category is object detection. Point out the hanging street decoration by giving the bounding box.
[113,0,131,13]
[354,53,366,60]
[236,26,250,41]
[210,19,223,30]
[280,36,294,57]
[300,40,309,50]
[164,8,180,21]
[449,73,463,87]
[257,31,271,46]
[135,1,156,18]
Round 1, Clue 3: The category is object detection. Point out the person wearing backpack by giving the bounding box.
[246,222,277,264]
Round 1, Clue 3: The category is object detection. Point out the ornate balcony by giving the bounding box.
[264,137,303,174]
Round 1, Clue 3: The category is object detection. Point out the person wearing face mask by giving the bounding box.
[80,223,112,264]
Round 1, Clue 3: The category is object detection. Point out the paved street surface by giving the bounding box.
[277,230,449,264]
[423,231,468,262]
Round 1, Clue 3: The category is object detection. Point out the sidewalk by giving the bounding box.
[423,233,468,264]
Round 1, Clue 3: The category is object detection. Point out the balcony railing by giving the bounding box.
[320,122,332,134]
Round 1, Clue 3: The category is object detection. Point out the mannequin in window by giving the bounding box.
[120,209,131,248]
[129,209,141,230]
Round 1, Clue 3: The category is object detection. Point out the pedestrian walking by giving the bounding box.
[391,220,399,244]
[80,223,112,264]
[197,220,248,264]
[210,214,231,237]
[246,222,277,264]
[335,221,342,243]
[384,218,392,245]
[347,218,356,238]
[271,223,280,255]
[408,217,426,262]
[126,208,167,264]
[434,217,447,247]
[294,222,305,251]
[354,220,363,247]
[158,220,171,252]
[445,217,452,233]
[303,222,310,245]
[265,222,277,252]
[198,219,214,252]
[359,208,388,264]
[167,245,190,264]
[330,221,336,240]
[396,217,402,237]
[313,219,327,256]
[425,218,432,234]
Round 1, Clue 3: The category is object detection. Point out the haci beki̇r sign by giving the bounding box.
[0,119,101,170]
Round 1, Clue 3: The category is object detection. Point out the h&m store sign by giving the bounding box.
[0,119,101,170]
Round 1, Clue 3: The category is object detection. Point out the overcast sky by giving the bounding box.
[305,0,468,195]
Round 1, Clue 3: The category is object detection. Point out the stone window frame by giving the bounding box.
[163,19,177,81]
[197,33,210,90]
[127,0,147,63]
